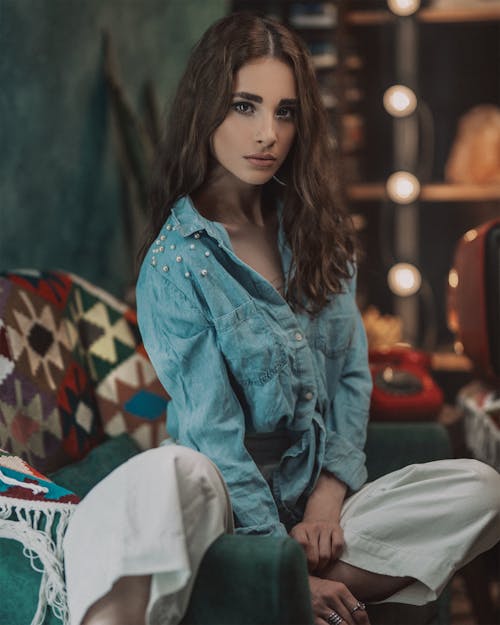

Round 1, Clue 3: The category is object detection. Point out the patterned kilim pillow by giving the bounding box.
[0,270,169,473]
[0,270,104,472]
[66,273,169,450]
[0,448,80,625]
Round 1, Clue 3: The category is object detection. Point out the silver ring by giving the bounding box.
[327,611,344,625]
[350,601,366,614]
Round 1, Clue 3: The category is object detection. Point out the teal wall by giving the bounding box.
[0,0,227,297]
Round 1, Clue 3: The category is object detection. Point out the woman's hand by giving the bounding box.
[291,470,347,572]
[308,575,370,625]
[290,520,345,573]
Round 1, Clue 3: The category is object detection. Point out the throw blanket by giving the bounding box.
[0,450,79,625]
[64,442,233,625]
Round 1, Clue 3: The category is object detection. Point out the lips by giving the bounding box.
[244,153,277,168]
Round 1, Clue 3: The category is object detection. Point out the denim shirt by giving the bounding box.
[136,196,372,537]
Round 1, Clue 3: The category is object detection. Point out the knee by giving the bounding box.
[165,445,231,528]
[172,444,219,476]
[164,444,227,498]
[460,459,500,517]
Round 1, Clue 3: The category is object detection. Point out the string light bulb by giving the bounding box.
[448,268,459,289]
[386,171,421,204]
[387,263,422,296]
[387,0,421,16]
[383,85,417,117]
[463,228,478,243]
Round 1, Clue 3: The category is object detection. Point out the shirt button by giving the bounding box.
[294,332,303,342]
[304,391,314,401]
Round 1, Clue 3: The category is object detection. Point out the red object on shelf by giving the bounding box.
[369,347,444,421]
[447,218,500,386]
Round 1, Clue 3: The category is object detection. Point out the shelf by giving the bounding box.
[431,352,473,372]
[347,183,500,202]
[346,5,500,26]
[420,5,500,22]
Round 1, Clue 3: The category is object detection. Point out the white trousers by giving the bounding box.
[64,449,500,625]
[339,458,500,605]
[64,442,233,625]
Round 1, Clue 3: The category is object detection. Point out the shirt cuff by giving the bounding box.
[322,431,368,491]
[235,522,288,537]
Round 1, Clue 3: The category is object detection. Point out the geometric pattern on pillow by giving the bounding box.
[65,276,137,382]
[0,318,15,387]
[57,360,104,461]
[1,276,76,393]
[67,274,170,449]
[96,351,169,449]
[0,270,169,474]
[0,272,105,473]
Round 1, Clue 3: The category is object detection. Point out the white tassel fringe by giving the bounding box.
[0,501,75,624]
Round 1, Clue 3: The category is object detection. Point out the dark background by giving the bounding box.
[352,19,500,347]
[1,1,498,349]
[0,0,227,296]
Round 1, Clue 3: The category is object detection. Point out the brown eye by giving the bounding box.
[277,106,295,120]
[232,101,254,115]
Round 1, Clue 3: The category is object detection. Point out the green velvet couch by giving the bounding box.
[0,270,452,625]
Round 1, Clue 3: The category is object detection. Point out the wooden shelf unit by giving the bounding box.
[346,5,500,26]
[348,183,500,202]
[431,351,473,372]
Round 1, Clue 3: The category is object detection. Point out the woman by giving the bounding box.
[134,12,500,625]
[67,12,499,625]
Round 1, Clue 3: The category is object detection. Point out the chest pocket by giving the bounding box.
[309,312,355,358]
[215,300,288,386]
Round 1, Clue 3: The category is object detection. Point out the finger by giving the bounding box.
[295,527,319,571]
[306,530,320,572]
[349,602,370,625]
[325,592,356,625]
[338,593,370,625]
[331,527,345,560]
[291,528,317,572]
[290,525,307,544]
[324,606,355,625]
[318,529,333,570]
[333,587,366,625]
[291,526,310,554]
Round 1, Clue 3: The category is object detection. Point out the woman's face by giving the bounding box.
[211,57,297,186]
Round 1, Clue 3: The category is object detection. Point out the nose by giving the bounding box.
[255,113,277,147]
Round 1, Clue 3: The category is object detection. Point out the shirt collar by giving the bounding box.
[170,196,232,247]
[170,195,291,275]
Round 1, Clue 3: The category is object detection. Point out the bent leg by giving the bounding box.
[323,459,500,605]
[65,443,232,625]
[322,561,414,603]
[81,576,151,625]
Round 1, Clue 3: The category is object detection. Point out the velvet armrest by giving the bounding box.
[365,422,452,482]
[182,534,314,625]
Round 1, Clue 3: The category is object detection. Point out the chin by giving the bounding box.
[229,171,274,187]
[247,169,278,185]
[217,159,279,187]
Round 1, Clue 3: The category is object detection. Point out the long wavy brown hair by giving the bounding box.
[141,12,356,314]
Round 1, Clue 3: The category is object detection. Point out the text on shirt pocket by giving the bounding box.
[215,300,288,386]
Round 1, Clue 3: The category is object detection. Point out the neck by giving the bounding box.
[191,165,270,227]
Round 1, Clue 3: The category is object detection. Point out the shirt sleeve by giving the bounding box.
[136,264,287,536]
[321,267,372,491]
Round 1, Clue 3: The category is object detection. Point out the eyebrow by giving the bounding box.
[232,92,297,106]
